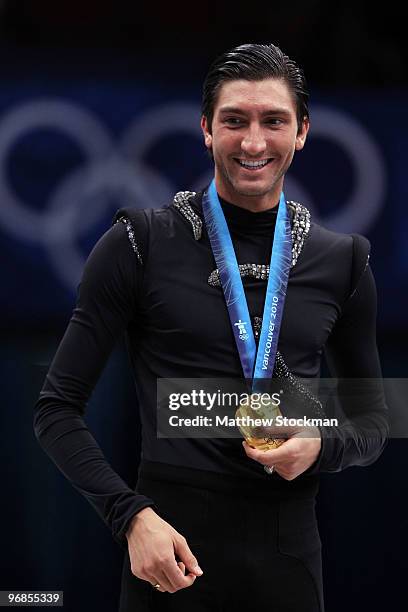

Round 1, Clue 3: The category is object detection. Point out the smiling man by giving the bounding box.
[201,78,308,210]
[34,43,388,612]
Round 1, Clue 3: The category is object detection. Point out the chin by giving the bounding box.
[235,187,270,197]
[231,179,274,198]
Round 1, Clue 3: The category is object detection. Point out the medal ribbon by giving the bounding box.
[202,179,292,391]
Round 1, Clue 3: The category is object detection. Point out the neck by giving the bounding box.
[215,175,282,213]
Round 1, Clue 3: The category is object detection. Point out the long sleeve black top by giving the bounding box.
[33,191,388,548]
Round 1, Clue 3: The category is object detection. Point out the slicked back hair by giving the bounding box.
[202,43,309,134]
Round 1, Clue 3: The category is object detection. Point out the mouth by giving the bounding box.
[234,158,273,171]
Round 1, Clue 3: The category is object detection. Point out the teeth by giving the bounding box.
[238,159,270,169]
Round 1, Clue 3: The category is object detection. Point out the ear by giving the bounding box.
[201,115,213,149]
[295,117,309,151]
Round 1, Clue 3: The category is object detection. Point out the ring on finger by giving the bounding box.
[264,465,275,474]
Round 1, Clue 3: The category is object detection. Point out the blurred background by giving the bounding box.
[0,1,407,610]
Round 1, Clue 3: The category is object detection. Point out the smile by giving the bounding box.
[234,158,273,171]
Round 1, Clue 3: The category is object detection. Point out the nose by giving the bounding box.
[241,123,267,156]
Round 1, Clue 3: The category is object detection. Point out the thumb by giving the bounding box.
[177,561,186,574]
[174,535,203,576]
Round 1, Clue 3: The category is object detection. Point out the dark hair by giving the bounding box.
[202,43,309,134]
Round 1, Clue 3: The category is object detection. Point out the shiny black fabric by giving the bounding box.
[33,191,388,550]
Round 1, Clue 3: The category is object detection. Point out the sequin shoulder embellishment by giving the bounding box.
[288,201,311,267]
[172,191,202,240]
[115,216,143,264]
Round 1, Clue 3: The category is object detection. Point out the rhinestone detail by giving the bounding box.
[288,201,311,267]
[208,263,270,287]
[207,201,311,286]
[273,351,325,418]
[171,193,311,261]
[115,216,143,264]
[172,191,202,240]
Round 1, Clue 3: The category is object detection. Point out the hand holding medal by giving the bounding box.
[235,392,286,451]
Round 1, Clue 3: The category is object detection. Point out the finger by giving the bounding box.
[174,536,203,576]
[161,559,197,590]
[243,438,302,468]
[178,561,186,574]
[177,560,197,580]
[161,560,197,592]
[178,560,200,580]
[242,440,292,465]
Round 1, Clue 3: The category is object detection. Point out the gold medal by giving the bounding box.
[235,393,285,451]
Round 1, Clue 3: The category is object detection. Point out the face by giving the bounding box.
[201,78,309,210]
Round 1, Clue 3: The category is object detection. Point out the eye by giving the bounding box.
[265,118,284,126]
[224,117,244,126]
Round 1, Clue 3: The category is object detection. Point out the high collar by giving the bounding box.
[218,196,278,235]
[190,190,281,237]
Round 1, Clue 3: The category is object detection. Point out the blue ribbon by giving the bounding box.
[202,179,292,391]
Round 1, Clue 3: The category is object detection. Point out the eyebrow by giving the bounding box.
[218,106,292,116]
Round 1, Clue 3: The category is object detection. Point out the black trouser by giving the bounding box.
[119,464,324,611]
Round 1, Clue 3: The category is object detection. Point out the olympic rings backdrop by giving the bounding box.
[0,84,406,327]
[1,75,406,612]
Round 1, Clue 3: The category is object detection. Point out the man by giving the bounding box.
[34,43,388,612]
